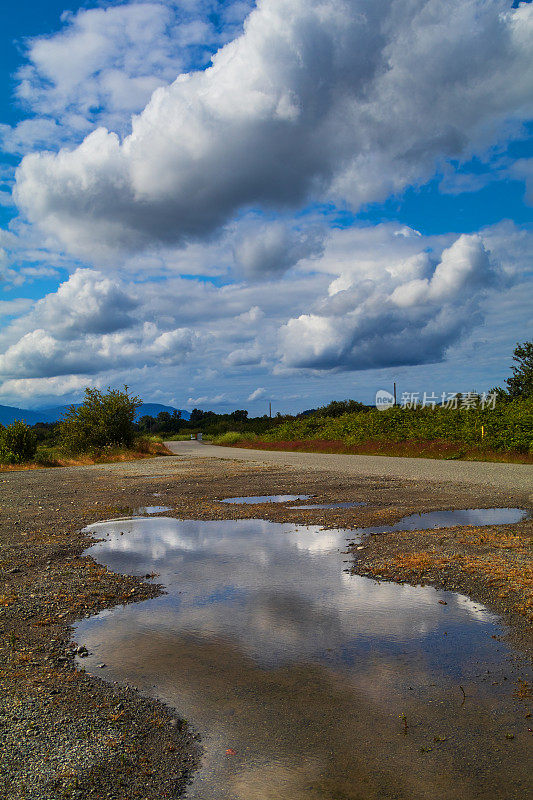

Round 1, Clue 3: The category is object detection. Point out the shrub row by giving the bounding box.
[263,398,533,453]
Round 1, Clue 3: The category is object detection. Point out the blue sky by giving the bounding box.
[0,0,532,413]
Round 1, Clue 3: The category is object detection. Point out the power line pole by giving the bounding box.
[269,402,272,418]
[393,382,397,406]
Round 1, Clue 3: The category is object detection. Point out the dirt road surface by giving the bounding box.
[165,439,533,494]
[1,446,532,799]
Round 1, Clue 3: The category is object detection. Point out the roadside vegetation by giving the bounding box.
[244,396,533,458]
[210,342,533,462]
[0,387,170,471]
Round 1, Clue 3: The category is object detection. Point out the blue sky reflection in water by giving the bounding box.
[220,495,312,504]
[74,516,533,800]
[133,506,173,515]
[344,507,529,536]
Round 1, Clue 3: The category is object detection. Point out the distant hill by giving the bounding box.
[0,405,57,425]
[0,402,189,426]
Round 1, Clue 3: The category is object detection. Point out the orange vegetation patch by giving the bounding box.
[370,539,533,623]
[227,438,533,464]
[0,463,46,473]
[0,594,19,607]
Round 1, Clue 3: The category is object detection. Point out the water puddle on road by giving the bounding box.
[133,506,173,515]
[345,507,528,538]
[292,502,367,510]
[75,515,532,800]
[220,495,312,504]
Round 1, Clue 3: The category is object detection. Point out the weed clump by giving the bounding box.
[0,420,37,463]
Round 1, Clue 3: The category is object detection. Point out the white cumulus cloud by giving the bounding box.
[234,220,324,279]
[2,1,253,155]
[279,234,500,371]
[247,387,266,401]
[13,0,533,259]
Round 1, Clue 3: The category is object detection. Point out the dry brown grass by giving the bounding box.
[0,439,171,472]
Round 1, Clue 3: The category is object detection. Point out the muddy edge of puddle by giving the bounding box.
[0,454,531,798]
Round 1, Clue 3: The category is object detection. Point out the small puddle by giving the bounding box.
[133,506,172,515]
[349,507,528,537]
[220,495,312,504]
[292,502,367,510]
[75,513,532,800]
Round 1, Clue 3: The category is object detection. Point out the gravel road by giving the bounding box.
[2,446,531,798]
[166,440,533,495]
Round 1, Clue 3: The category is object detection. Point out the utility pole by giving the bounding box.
[393,382,397,406]
[269,402,272,418]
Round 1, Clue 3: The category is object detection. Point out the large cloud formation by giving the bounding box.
[14,0,533,258]
[0,223,531,403]
[279,234,499,370]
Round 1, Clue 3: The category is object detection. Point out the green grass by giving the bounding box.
[211,431,256,445]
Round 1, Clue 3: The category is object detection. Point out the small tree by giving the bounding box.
[317,399,368,417]
[230,410,248,422]
[59,386,142,453]
[156,411,172,429]
[138,415,156,433]
[0,420,37,463]
[506,341,533,399]
[189,408,205,423]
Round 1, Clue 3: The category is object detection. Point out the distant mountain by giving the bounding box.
[40,404,79,419]
[0,405,58,425]
[0,402,189,426]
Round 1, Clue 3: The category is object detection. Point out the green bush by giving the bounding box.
[505,341,533,399]
[0,420,38,463]
[59,386,142,454]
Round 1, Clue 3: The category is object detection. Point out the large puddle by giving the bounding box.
[75,515,532,800]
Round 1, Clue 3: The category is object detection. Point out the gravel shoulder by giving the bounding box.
[1,449,532,798]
